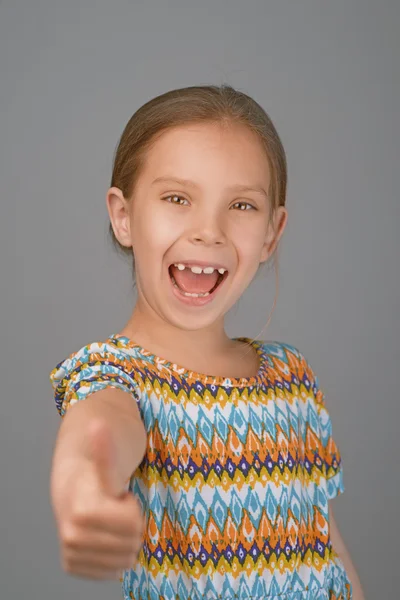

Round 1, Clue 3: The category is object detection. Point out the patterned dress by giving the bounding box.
[50,335,352,600]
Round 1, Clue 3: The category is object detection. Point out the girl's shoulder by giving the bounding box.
[49,336,142,382]
[260,339,303,359]
[258,339,323,399]
[259,339,313,374]
[49,335,154,417]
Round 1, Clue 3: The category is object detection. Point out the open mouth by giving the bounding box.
[168,263,229,299]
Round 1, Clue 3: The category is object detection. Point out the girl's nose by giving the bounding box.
[189,219,226,246]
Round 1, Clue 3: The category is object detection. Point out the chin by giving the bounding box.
[164,311,224,332]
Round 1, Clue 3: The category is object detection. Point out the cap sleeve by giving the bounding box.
[299,352,345,500]
[49,340,140,417]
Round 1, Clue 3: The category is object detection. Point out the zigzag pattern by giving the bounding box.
[50,336,352,599]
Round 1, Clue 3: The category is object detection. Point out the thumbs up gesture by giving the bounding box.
[51,418,145,580]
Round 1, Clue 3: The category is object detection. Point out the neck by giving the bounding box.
[119,300,236,364]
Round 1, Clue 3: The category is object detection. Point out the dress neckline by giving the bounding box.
[108,334,271,388]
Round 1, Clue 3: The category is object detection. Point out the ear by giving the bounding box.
[260,206,288,263]
[106,187,132,249]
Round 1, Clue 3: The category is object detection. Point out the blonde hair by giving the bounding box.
[109,84,287,338]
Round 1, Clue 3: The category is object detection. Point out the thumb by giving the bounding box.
[87,419,123,499]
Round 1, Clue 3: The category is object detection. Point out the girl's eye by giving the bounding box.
[163,195,189,206]
[231,201,256,211]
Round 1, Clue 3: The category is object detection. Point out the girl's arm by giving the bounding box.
[51,388,147,495]
[329,504,365,600]
[50,388,148,579]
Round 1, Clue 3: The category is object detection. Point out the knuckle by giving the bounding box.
[128,544,141,564]
[70,505,93,526]
[61,524,81,549]
[61,556,75,574]
[133,536,143,552]
[125,524,137,539]
[70,495,99,524]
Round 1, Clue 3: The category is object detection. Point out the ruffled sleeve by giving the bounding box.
[298,351,345,499]
[49,340,140,417]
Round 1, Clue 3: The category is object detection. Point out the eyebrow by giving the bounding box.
[151,176,268,198]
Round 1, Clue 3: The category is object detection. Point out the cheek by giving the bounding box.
[132,203,183,258]
[231,222,267,262]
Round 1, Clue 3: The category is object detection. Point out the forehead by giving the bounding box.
[139,122,271,186]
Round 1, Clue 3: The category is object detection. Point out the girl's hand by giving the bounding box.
[51,419,145,580]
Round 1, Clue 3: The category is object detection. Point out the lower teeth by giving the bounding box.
[171,276,210,297]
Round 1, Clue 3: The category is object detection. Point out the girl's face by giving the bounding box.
[108,122,287,332]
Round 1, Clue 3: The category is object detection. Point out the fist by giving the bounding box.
[52,419,145,580]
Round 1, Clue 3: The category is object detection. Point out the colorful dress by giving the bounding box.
[50,335,352,600]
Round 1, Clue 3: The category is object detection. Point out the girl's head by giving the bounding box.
[107,85,288,333]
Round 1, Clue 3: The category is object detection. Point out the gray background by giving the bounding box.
[2,0,399,598]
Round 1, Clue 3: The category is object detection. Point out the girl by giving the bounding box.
[49,85,364,599]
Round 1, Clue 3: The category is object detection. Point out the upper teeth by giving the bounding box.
[174,263,227,275]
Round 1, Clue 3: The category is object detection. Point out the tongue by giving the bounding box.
[170,266,219,293]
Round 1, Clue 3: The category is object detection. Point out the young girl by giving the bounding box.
[49,85,364,600]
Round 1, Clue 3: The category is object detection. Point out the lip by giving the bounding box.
[168,267,229,307]
[169,259,229,271]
